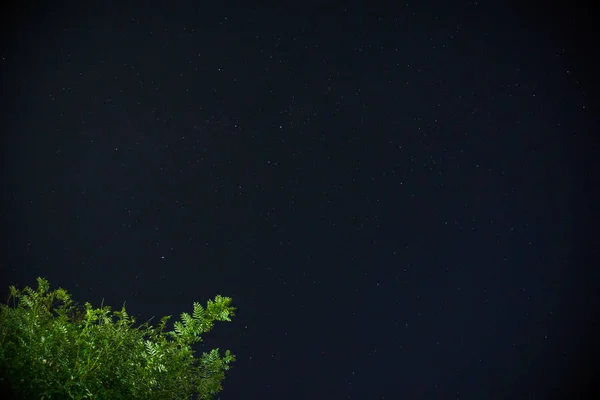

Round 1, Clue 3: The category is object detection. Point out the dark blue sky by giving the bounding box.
[1,1,597,399]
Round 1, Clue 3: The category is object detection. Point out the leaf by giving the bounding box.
[181,312,193,328]
[173,321,185,335]
[192,302,205,320]
[145,340,158,357]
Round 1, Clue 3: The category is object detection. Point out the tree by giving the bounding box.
[0,277,236,399]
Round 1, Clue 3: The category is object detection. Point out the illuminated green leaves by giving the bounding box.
[0,278,237,399]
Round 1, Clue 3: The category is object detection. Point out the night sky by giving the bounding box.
[1,1,598,399]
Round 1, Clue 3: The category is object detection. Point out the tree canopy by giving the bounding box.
[0,277,236,399]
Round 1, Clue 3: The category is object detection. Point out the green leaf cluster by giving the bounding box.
[0,277,236,399]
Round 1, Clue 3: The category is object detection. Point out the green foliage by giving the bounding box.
[0,277,236,399]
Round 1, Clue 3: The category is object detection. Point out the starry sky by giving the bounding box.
[1,1,598,399]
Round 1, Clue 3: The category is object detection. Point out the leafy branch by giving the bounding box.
[0,277,236,399]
